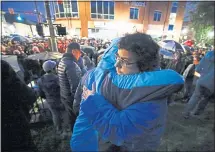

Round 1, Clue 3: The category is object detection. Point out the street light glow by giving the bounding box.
[207,31,214,38]
[17,16,22,21]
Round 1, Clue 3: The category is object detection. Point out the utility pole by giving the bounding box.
[34,1,41,23]
[44,1,57,52]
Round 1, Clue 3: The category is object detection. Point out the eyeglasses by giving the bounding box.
[115,53,137,67]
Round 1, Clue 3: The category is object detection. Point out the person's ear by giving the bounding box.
[71,50,75,55]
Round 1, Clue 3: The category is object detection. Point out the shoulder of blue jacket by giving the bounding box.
[205,51,214,58]
[109,69,184,89]
[84,68,106,93]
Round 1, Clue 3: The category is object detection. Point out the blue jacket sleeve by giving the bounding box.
[97,41,119,70]
[80,93,163,146]
[195,51,214,72]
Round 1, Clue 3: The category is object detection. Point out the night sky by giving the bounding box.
[1,1,55,22]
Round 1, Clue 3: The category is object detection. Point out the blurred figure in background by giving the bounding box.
[77,56,87,75]
[32,45,40,54]
[13,49,21,55]
[58,42,82,137]
[184,50,214,118]
[193,52,200,65]
[1,60,37,152]
[37,60,62,132]
[82,55,95,71]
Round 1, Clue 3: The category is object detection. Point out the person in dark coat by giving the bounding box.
[57,42,82,135]
[37,60,62,132]
[77,56,87,75]
[22,58,42,84]
[1,60,37,152]
[82,55,95,71]
[184,50,214,118]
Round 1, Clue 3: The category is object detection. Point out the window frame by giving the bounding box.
[171,7,178,13]
[54,1,79,19]
[171,2,178,13]
[91,28,100,33]
[130,7,139,20]
[168,24,174,31]
[153,10,162,22]
[90,1,114,20]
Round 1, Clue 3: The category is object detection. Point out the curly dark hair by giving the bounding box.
[118,32,160,72]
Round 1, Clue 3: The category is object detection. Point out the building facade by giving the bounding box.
[53,1,186,41]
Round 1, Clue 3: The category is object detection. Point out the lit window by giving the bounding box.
[71,1,78,12]
[168,24,174,31]
[54,0,79,18]
[154,11,162,21]
[92,28,99,33]
[59,3,64,13]
[171,1,178,13]
[130,8,139,19]
[91,1,114,20]
[55,4,59,14]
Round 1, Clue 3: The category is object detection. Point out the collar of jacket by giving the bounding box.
[63,53,77,62]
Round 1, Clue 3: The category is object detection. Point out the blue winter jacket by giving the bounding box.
[195,51,214,76]
[195,51,214,94]
[71,39,184,151]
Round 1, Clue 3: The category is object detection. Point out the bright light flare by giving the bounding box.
[17,16,22,21]
[207,31,214,38]
[182,28,188,34]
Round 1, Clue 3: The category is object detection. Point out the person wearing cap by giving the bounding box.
[57,42,82,136]
[77,56,87,75]
[37,60,62,132]
[82,55,95,71]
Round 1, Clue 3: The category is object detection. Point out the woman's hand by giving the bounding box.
[82,83,96,100]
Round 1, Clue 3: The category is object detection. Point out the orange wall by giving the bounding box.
[114,2,145,24]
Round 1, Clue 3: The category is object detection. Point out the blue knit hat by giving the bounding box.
[42,60,56,72]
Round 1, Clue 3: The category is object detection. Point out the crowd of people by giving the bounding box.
[1,32,214,152]
[1,36,111,55]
